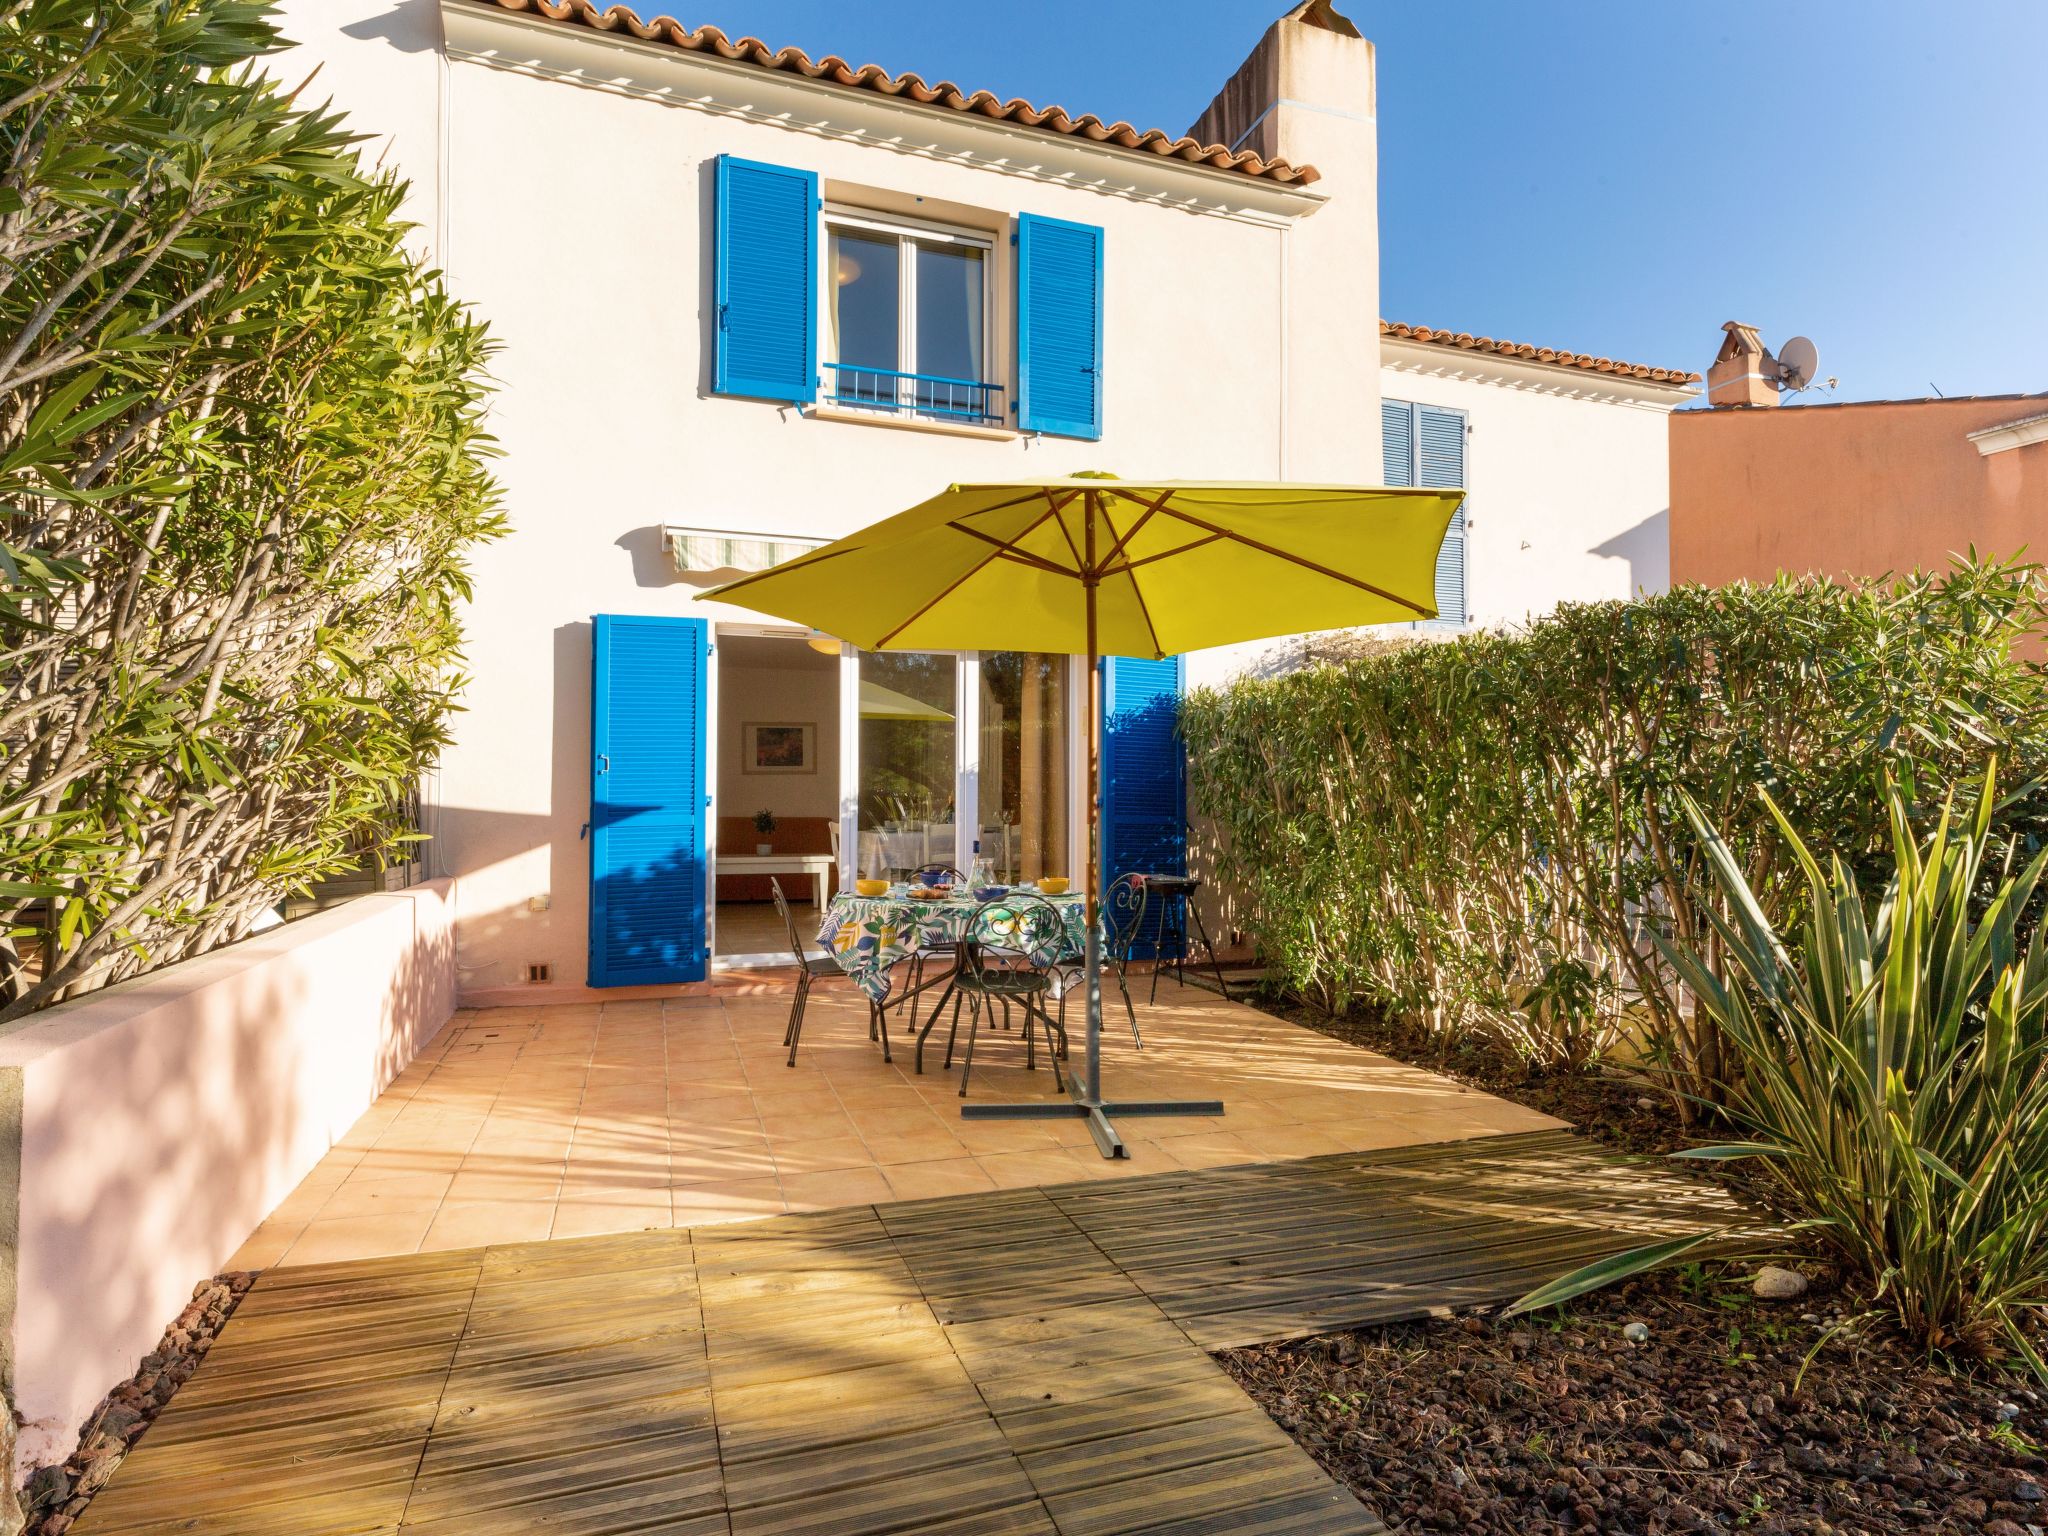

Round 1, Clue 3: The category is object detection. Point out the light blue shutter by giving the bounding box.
[1016,213,1103,439]
[714,156,817,403]
[1417,405,1468,626]
[1381,399,1415,485]
[590,615,709,987]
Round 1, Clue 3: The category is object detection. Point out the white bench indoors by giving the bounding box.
[719,853,835,910]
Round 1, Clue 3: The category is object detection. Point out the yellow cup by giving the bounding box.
[1038,877,1070,895]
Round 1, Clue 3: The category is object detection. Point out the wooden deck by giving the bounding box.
[74,1130,1742,1536]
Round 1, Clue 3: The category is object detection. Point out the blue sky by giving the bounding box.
[697,1,2046,404]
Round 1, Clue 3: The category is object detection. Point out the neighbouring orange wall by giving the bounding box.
[1670,396,2048,587]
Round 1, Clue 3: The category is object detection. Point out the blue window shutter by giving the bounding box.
[1417,404,1468,625]
[1381,399,1415,485]
[1099,656,1185,956]
[714,155,817,403]
[1017,213,1103,439]
[590,615,709,987]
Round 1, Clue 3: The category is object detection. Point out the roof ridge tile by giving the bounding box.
[472,0,1321,185]
[1382,321,1701,385]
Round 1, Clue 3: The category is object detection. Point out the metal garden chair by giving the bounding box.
[941,894,1071,1098]
[774,878,888,1067]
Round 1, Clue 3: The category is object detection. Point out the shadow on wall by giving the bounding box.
[615,528,680,590]
[1592,506,1671,598]
[337,1,442,53]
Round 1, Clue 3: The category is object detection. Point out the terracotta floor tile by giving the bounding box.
[769,1136,875,1176]
[1231,1124,1356,1160]
[779,1167,895,1212]
[444,1165,564,1204]
[672,1142,777,1185]
[670,1178,787,1227]
[419,1199,556,1253]
[237,989,1584,1265]
[227,1219,304,1269]
[880,1158,999,1203]
[1148,1131,1262,1170]
[973,1148,1099,1191]
[865,1128,970,1166]
[317,1169,454,1220]
[277,1207,436,1267]
[549,1197,673,1241]
[758,1107,856,1140]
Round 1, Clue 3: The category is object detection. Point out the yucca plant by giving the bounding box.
[1514,767,2048,1373]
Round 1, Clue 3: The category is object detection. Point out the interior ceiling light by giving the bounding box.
[806,630,842,655]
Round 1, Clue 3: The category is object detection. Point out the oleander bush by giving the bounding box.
[0,0,504,1021]
[1181,564,2048,1115]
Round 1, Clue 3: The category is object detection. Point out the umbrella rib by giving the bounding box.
[947,520,1079,578]
[1043,492,1087,571]
[1107,532,1228,574]
[1121,561,1167,660]
[1156,506,1435,617]
[871,524,1039,648]
[1095,488,1177,568]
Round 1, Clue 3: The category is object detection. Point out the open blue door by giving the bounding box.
[590,615,709,987]
[1099,655,1186,956]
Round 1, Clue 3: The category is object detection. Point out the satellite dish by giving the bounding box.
[1775,335,1819,391]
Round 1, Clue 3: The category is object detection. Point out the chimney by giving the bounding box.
[1187,2,1380,481]
[1706,321,1780,408]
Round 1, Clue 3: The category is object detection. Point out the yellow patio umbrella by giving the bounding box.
[700,476,1463,1155]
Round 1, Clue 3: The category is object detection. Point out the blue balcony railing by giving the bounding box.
[823,363,1004,426]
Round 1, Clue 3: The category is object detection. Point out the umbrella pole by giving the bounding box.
[961,488,1221,1158]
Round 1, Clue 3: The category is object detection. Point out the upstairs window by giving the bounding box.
[826,213,996,425]
[1381,397,1468,627]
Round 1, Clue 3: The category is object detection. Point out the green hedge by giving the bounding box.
[1,1,504,1018]
[1181,563,2048,1113]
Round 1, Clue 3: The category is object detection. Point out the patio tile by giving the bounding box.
[228,1218,306,1269]
[757,1106,857,1140]
[420,1199,556,1253]
[880,1157,999,1203]
[769,1135,876,1176]
[550,1195,673,1241]
[973,1148,1101,1191]
[244,990,1589,1269]
[317,1169,455,1220]
[280,1207,437,1266]
[670,1178,788,1227]
[1147,1132,1262,1170]
[779,1166,895,1212]
[866,1127,971,1166]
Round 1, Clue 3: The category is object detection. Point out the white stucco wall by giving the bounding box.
[1379,344,1688,627]
[265,4,1377,992]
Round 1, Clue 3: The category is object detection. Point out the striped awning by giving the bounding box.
[665,526,822,576]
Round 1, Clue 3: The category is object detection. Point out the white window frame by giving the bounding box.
[820,207,997,422]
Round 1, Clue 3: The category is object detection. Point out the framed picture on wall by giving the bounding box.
[743,722,816,774]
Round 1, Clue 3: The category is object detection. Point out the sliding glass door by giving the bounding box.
[844,649,1072,884]
[979,652,1070,883]
[855,651,957,880]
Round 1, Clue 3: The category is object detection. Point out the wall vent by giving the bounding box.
[526,963,552,984]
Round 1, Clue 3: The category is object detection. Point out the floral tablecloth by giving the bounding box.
[817,891,1090,1002]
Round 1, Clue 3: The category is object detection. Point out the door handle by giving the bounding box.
[598,755,610,774]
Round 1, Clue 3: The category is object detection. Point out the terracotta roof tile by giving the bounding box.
[470,1,1321,186]
[1382,321,1701,385]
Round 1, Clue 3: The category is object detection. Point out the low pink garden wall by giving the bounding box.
[0,881,457,1478]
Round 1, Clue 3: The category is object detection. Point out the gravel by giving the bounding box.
[1219,1270,2048,1535]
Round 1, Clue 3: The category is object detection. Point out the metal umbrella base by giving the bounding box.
[957,927,1221,1158]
